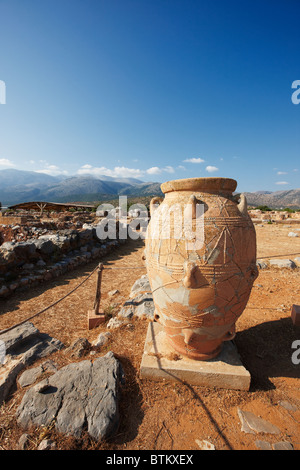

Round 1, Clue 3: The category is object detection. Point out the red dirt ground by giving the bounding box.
[0,223,300,450]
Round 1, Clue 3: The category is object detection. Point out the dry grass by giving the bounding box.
[0,228,300,450]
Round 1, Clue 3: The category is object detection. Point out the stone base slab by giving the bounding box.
[140,322,251,391]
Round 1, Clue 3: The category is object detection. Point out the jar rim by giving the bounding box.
[161,177,237,194]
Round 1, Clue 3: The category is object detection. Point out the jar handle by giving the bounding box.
[237,193,248,216]
[223,326,236,342]
[150,197,163,217]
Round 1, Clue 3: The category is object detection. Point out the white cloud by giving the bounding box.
[78,165,144,179]
[35,163,68,176]
[146,167,161,175]
[183,157,205,163]
[293,169,298,172]
[277,171,287,175]
[163,166,175,173]
[0,158,15,167]
[206,165,219,173]
[78,164,175,179]
[146,165,175,175]
[275,181,289,185]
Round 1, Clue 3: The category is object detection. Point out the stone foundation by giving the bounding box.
[0,224,127,299]
[140,322,251,391]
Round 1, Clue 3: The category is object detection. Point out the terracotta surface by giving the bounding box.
[145,177,258,360]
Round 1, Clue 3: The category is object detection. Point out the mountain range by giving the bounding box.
[0,169,163,206]
[0,169,299,209]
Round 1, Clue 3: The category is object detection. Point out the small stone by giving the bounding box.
[18,433,30,450]
[42,360,58,373]
[107,317,126,329]
[255,440,272,450]
[288,232,298,237]
[65,338,91,358]
[36,259,46,267]
[37,439,56,450]
[0,285,10,297]
[19,277,29,286]
[18,365,44,388]
[9,282,19,291]
[279,400,298,412]
[108,289,120,297]
[22,263,34,270]
[256,260,268,269]
[272,441,294,450]
[92,332,112,347]
[195,439,215,450]
[237,408,281,435]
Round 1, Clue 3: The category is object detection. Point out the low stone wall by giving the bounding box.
[0,224,126,299]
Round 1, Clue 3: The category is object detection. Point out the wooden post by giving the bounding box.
[88,263,106,329]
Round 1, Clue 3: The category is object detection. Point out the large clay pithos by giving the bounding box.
[145,177,258,360]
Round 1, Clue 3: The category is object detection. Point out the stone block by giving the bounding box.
[140,322,251,391]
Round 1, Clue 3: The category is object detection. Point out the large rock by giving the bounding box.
[46,234,71,252]
[0,322,64,403]
[33,237,55,255]
[13,242,37,260]
[16,352,123,441]
[118,275,154,320]
[129,274,151,299]
[269,259,296,269]
[0,242,17,264]
[118,293,154,320]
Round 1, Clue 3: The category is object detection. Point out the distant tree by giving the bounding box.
[256,205,272,212]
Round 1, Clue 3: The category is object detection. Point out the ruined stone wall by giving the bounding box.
[0,224,126,299]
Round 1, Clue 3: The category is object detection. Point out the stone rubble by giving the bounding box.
[0,223,127,299]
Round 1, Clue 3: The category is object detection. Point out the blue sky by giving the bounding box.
[0,0,299,192]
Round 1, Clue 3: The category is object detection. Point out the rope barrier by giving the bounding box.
[0,263,147,335]
[0,248,298,335]
[257,252,300,260]
[0,265,99,335]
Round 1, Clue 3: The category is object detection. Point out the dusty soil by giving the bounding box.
[0,223,300,451]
